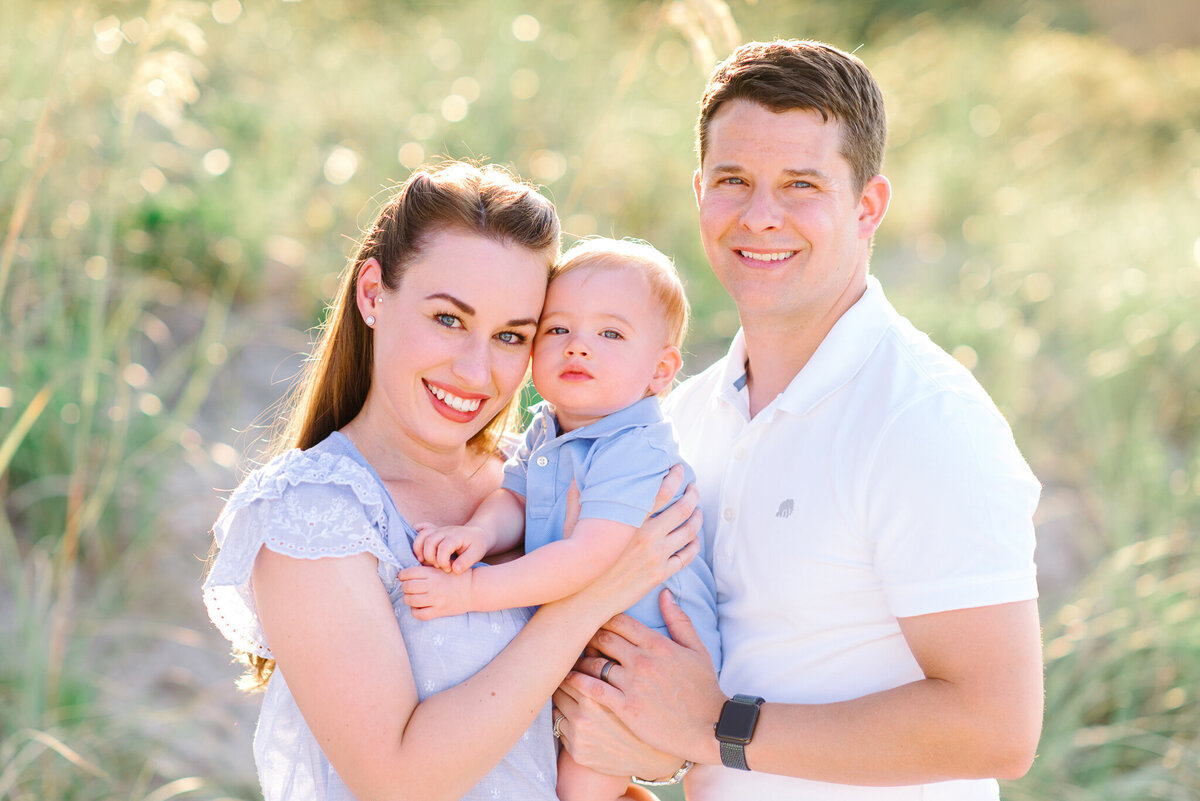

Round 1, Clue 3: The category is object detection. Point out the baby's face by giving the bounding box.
[532,265,675,432]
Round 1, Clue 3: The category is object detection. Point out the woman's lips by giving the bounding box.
[424,380,486,422]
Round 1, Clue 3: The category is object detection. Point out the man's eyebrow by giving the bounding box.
[708,164,833,183]
[783,167,833,182]
[427,292,538,328]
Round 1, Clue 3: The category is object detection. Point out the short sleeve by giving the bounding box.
[865,392,1041,618]
[578,432,676,528]
[202,448,400,658]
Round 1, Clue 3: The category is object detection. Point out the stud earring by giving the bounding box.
[365,315,376,326]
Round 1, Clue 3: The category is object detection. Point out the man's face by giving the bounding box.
[693,99,888,332]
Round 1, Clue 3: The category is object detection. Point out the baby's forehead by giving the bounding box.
[548,264,657,306]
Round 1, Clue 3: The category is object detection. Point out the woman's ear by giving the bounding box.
[356,258,386,323]
[647,345,684,396]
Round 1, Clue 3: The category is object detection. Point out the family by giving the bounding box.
[203,39,1044,801]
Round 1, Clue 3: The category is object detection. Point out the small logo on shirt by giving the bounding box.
[776,499,795,518]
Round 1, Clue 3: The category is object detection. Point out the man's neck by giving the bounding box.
[740,280,868,418]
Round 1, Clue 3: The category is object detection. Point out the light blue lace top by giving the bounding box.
[203,431,557,801]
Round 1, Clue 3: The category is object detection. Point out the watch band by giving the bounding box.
[720,738,751,770]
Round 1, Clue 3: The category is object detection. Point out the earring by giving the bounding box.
[365,315,376,326]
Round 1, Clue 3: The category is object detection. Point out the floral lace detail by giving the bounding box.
[202,447,400,658]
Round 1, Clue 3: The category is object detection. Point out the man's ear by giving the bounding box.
[648,345,684,396]
[692,168,703,209]
[356,258,386,321]
[857,174,891,239]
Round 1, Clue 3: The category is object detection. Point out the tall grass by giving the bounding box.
[1,1,1197,798]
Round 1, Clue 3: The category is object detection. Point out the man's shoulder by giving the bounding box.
[665,354,732,416]
[870,314,1000,413]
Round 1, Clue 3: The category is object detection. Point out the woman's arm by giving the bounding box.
[252,474,701,801]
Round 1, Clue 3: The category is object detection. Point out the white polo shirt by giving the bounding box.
[666,276,1040,801]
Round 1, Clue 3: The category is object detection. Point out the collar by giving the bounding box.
[528,395,666,442]
[717,275,899,418]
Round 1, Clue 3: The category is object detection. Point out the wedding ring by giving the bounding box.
[599,659,616,683]
[553,713,565,739]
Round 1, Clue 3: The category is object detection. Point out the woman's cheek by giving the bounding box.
[495,349,534,397]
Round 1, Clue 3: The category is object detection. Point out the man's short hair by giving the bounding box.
[697,39,887,193]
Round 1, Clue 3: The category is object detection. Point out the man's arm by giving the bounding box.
[562,592,1043,785]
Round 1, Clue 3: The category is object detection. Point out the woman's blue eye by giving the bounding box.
[435,313,462,329]
[497,331,526,345]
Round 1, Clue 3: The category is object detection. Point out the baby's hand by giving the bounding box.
[411,523,491,573]
[399,565,474,620]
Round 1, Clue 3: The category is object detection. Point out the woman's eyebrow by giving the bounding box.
[426,292,474,315]
[427,292,538,328]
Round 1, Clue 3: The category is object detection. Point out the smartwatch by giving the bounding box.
[714,694,765,770]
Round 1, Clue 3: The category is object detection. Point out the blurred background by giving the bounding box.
[1,0,1198,799]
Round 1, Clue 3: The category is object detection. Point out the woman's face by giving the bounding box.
[362,228,548,455]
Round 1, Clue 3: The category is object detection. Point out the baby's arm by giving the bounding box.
[402,517,634,619]
[412,488,526,573]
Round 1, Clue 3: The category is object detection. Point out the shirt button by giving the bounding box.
[723,507,735,522]
[536,456,549,467]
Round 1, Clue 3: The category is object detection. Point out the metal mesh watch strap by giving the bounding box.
[720,738,751,770]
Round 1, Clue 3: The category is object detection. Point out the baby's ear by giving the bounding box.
[647,345,683,396]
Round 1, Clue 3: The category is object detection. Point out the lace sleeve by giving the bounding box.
[201,448,399,658]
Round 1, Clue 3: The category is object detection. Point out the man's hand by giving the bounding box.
[553,676,682,781]
[411,523,491,573]
[399,564,474,619]
[559,590,726,765]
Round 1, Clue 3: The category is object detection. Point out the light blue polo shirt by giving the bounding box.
[502,396,721,668]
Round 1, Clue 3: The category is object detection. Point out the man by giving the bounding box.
[553,39,1043,800]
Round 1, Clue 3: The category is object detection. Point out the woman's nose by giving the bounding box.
[452,337,491,385]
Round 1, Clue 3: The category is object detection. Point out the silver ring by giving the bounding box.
[599,659,616,683]
[552,713,565,739]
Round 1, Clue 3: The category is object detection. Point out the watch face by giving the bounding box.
[718,699,760,743]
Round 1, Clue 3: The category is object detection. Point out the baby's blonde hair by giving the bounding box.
[552,237,690,351]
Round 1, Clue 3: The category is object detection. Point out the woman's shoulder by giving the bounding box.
[204,436,401,656]
[221,436,383,517]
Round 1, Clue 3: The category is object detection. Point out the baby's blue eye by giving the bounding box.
[545,326,568,335]
[600,330,621,340]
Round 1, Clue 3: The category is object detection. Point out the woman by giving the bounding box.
[203,161,698,801]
